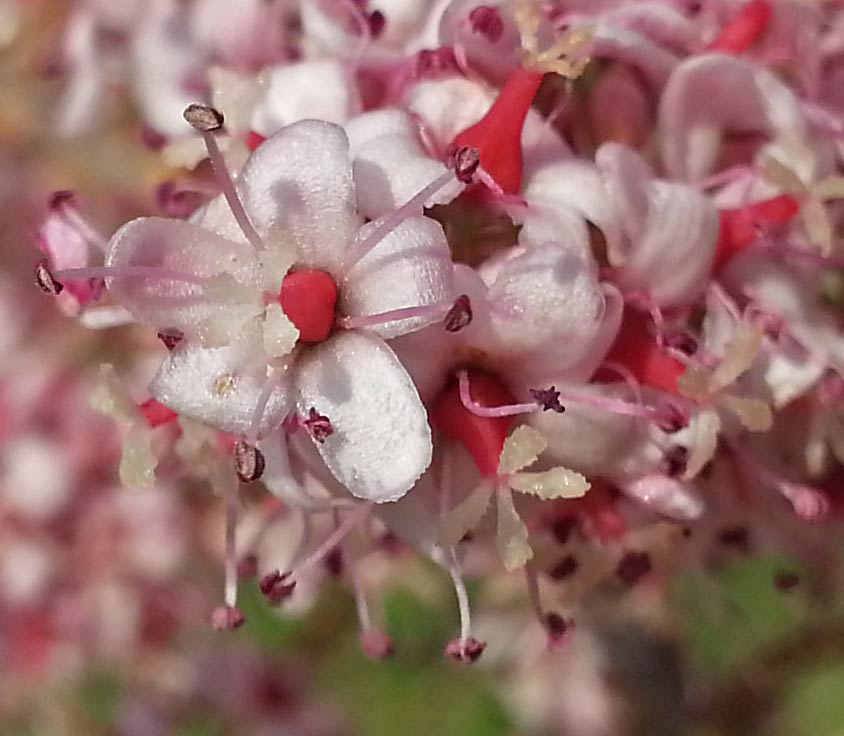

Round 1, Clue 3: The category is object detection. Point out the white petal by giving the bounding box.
[258,431,316,508]
[250,60,361,135]
[510,467,590,500]
[659,54,804,180]
[151,342,291,437]
[683,408,721,479]
[523,159,621,255]
[106,217,260,338]
[484,245,607,372]
[498,425,547,476]
[347,110,458,219]
[619,474,704,520]
[406,78,493,153]
[342,216,454,339]
[131,0,204,138]
[240,120,363,271]
[614,181,719,307]
[294,331,432,503]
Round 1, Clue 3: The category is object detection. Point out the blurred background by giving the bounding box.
[3,3,844,736]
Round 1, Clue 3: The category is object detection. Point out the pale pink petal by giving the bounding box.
[294,331,432,503]
[346,110,458,218]
[589,21,680,86]
[522,159,621,257]
[406,78,494,155]
[240,120,363,271]
[659,53,805,180]
[342,216,454,339]
[151,342,291,437]
[614,181,719,306]
[595,142,653,249]
[55,9,105,137]
[38,211,97,307]
[131,0,205,138]
[250,60,361,136]
[106,217,259,336]
[481,245,608,376]
[619,474,705,520]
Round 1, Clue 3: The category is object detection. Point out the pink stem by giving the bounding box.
[342,169,458,272]
[458,370,537,418]
[289,503,371,579]
[53,265,208,286]
[202,131,264,251]
[338,301,450,330]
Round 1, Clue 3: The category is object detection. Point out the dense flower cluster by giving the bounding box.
[35,0,844,660]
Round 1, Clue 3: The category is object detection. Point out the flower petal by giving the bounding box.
[150,342,291,438]
[342,215,454,339]
[106,217,260,338]
[294,331,432,502]
[614,181,719,307]
[240,120,363,271]
[619,474,704,520]
[250,60,361,136]
[346,110,458,218]
[659,54,804,180]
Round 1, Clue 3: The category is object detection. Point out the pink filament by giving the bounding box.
[342,169,458,272]
[52,265,209,286]
[338,301,450,330]
[201,130,264,251]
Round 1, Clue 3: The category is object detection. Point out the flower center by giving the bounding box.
[431,369,517,477]
[279,269,338,343]
[449,68,545,195]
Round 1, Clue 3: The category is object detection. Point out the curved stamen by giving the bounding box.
[50,264,210,287]
[342,168,459,273]
[184,104,265,251]
[338,301,452,330]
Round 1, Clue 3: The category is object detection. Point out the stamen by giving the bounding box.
[459,371,683,427]
[246,370,283,446]
[157,330,184,351]
[529,386,565,413]
[443,294,473,332]
[183,104,264,251]
[302,407,334,443]
[447,549,475,645]
[450,68,545,194]
[214,473,244,629]
[342,168,460,272]
[432,370,517,477]
[449,146,481,184]
[283,504,372,586]
[339,301,453,331]
[525,561,571,648]
[458,370,537,418]
[35,260,64,296]
[47,264,209,287]
[233,440,266,483]
[260,569,297,605]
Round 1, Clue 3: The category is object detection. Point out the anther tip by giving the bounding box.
[184,103,225,132]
